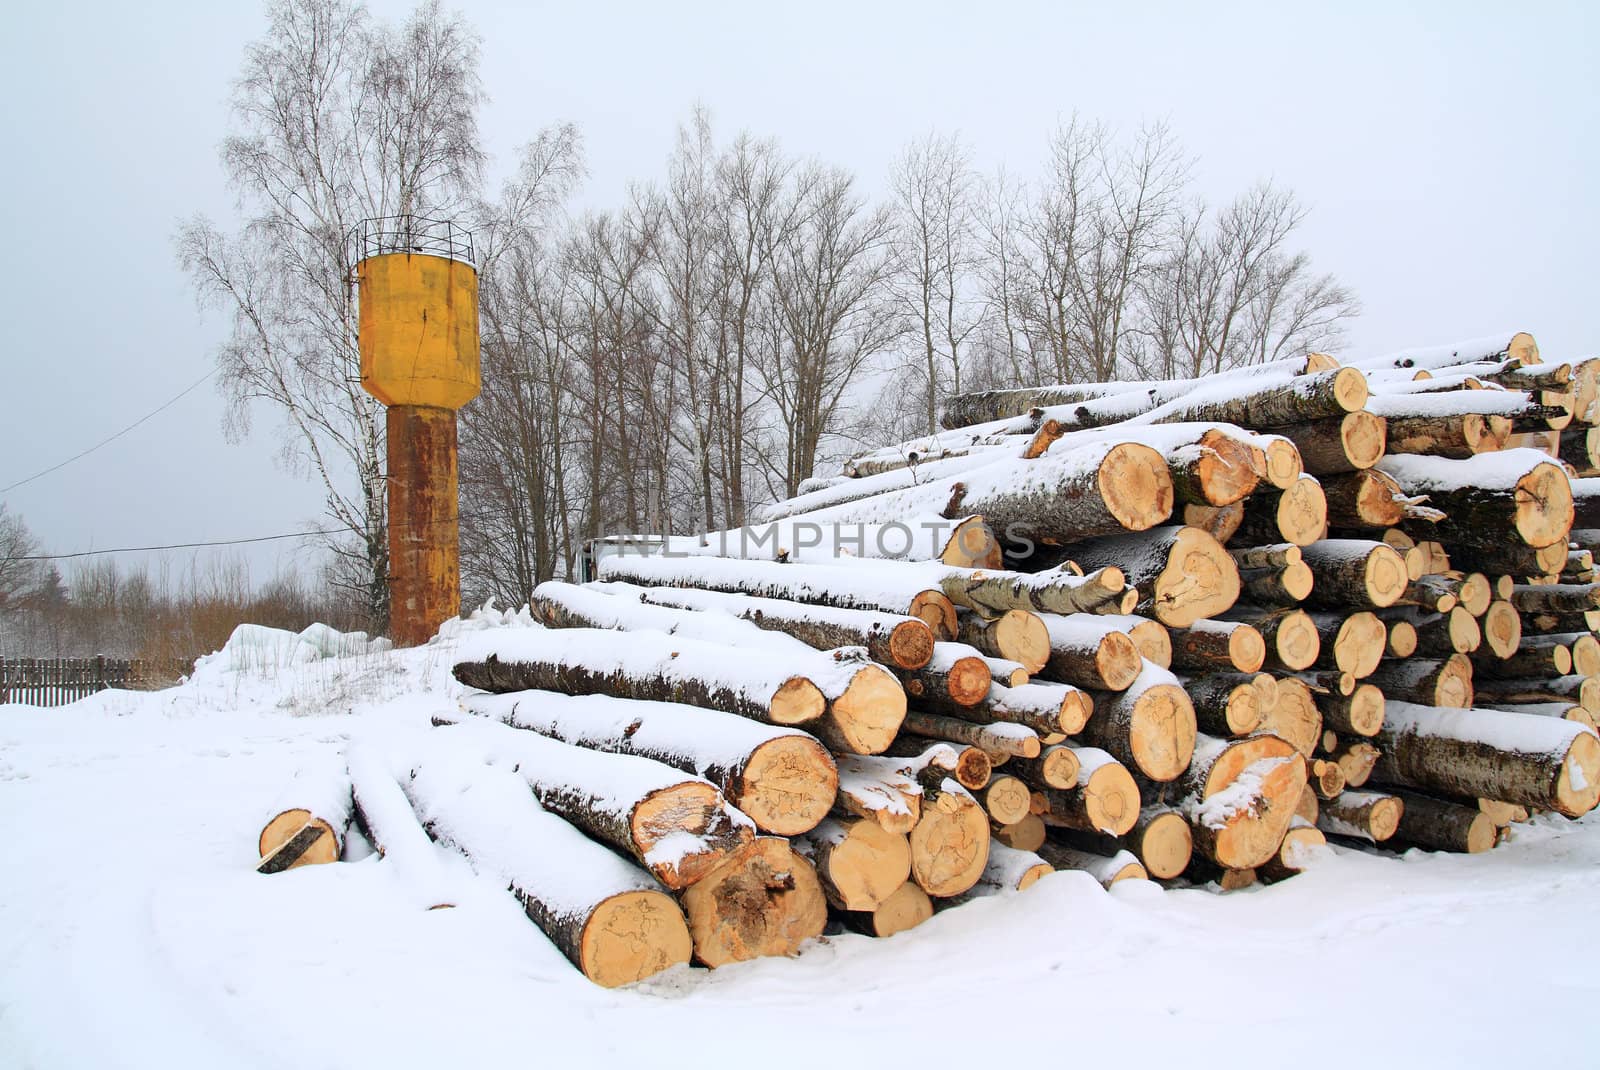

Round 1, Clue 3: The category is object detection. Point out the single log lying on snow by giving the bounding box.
[1082,661,1198,782]
[1170,732,1309,870]
[405,753,694,986]
[1317,790,1403,843]
[1378,451,1574,550]
[1385,790,1497,853]
[1364,654,1475,710]
[794,817,912,912]
[1183,672,1272,737]
[1277,411,1387,474]
[1035,747,1140,836]
[257,758,353,873]
[1301,540,1409,610]
[454,623,903,755]
[679,836,829,966]
[594,553,959,640]
[1067,525,1242,627]
[1049,805,1194,881]
[1372,701,1600,818]
[429,719,754,890]
[842,880,934,937]
[633,585,934,670]
[458,691,837,836]
[1035,843,1147,888]
[346,746,455,906]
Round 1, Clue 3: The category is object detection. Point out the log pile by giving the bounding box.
[252,329,1600,988]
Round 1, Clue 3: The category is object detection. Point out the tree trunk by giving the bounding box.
[1384,790,1498,853]
[956,608,1053,674]
[901,710,1041,759]
[906,779,991,897]
[1301,539,1409,610]
[1154,367,1369,428]
[942,565,1134,618]
[1314,682,1385,737]
[1317,790,1403,842]
[1306,610,1388,677]
[1048,806,1194,880]
[1379,455,1573,550]
[1082,662,1198,782]
[1183,672,1272,737]
[1169,620,1266,674]
[1166,732,1309,870]
[1277,412,1387,474]
[1067,525,1241,627]
[840,880,934,936]
[910,679,1088,735]
[1365,654,1475,709]
[891,642,993,707]
[1034,747,1140,835]
[1232,475,1329,547]
[1167,430,1261,506]
[1472,634,1574,679]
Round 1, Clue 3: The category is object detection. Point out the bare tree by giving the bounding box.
[176,0,486,631]
[0,505,39,614]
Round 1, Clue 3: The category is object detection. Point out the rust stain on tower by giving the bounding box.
[355,217,479,646]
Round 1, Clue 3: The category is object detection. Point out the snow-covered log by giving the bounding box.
[1034,843,1147,888]
[1507,583,1600,615]
[944,843,1053,901]
[1378,451,1574,550]
[427,719,753,890]
[833,756,921,835]
[454,621,903,756]
[1152,367,1369,429]
[631,585,935,670]
[1004,743,1084,792]
[1048,805,1194,881]
[1301,539,1409,610]
[647,515,1001,569]
[1219,606,1320,672]
[457,691,837,836]
[1365,653,1475,710]
[877,738,993,791]
[1372,701,1600,818]
[346,746,454,906]
[1276,411,1387,474]
[1066,525,1241,628]
[678,836,829,966]
[1034,746,1139,835]
[793,817,912,912]
[402,751,693,987]
[1258,819,1326,882]
[1169,620,1266,674]
[955,608,1051,673]
[891,641,992,708]
[1317,790,1403,843]
[941,564,1135,619]
[1081,661,1198,782]
[1232,474,1328,547]
[841,881,934,937]
[901,710,1040,759]
[257,757,353,873]
[913,678,1088,736]
[1183,672,1271,737]
[1165,429,1261,506]
[1351,331,1540,374]
[1168,732,1309,870]
[1035,612,1144,691]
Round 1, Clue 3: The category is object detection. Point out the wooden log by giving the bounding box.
[1300,540,1409,610]
[1480,601,1523,659]
[1472,634,1574,679]
[679,836,829,966]
[1373,701,1600,817]
[1320,469,1409,530]
[1183,672,1271,737]
[1167,429,1261,506]
[1170,732,1309,870]
[1565,632,1600,677]
[912,678,1087,735]
[1048,805,1194,880]
[1223,606,1320,671]
[1508,583,1600,615]
[1082,662,1198,782]
[1455,573,1493,617]
[992,813,1047,852]
[1386,618,1419,658]
[901,710,1041,759]
[1386,606,1481,656]
[1400,575,1460,614]
[946,843,1054,899]
[1472,675,1600,715]
[1479,702,1598,728]
[257,759,352,873]
[891,642,993,708]
[459,691,838,837]
[1185,859,1258,890]
[1444,540,1568,578]
[1066,525,1242,627]
[1315,682,1385,737]
[1229,543,1303,570]
[1385,790,1497,854]
[594,553,960,640]
[907,777,991,897]
[1034,747,1140,835]
[1184,501,1245,544]
[1239,561,1314,605]
[1035,843,1148,888]
[1090,613,1174,668]
[877,738,993,791]
[1559,426,1600,476]
[1379,412,1505,459]
[1477,798,1529,827]
[634,585,935,670]
[453,625,902,756]
[1260,676,1324,757]
[794,817,912,912]
[1378,454,1573,550]
[979,655,1030,688]
[1318,790,1403,842]
[841,880,934,937]
[404,753,693,986]
[1004,744,1083,792]
[1364,654,1475,709]
[1036,613,1145,690]
[980,774,1033,824]
[942,565,1135,619]
[1232,474,1329,547]
[834,758,921,834]
[1295,783,1320,824]
[957,609,1052,674]
[1155,367,1369,428]
[1259,820,1327,882]
[1169,620,1266,674]
[1306,757,1347,799]
[430,719,754,890]
[1277,411,1386,474]
[1307,610,1388,677]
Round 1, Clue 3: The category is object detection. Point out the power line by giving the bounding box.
[16,528,335,562]
[1,367,219,494]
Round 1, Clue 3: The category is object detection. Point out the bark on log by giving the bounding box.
[1373,701,1600,817]
[1317,790,1403,842]
[1184,501,1245,544]
[1169,620,1267,674]
[1277,412,1387,474]
[942,565,1135,619]
[1378,454,1573,550]
[1082,662,1198,782]
[1239,562,1314,606]
[913,679,1088,736]
[1048,805,1194,880]
[1559,426,1600,476]
[794,817,912,912]
[1223,606,1321,671]
[1034,843,1147,888]
[634,585,935,670]
[459,691,838,836]
[1232,474,1329,547]
[1380,412,1505,459]
[1444,540,1568,577]
[1508,583,1600,615]
[1034,747,1140,836]
[957,609,1052,674]
[1004,744,1084,792]
[841,880,935,936]
[1387,606,1481,656]
[1471,674,1600,714]
[1066,525,1242,627]
[1385,790,1498,853]
[1167,430,1261,506]
[1154,367,1369,428]
[1183,672,1272,737]
[1170,733,1309,870]
[1364,654,1475,709]
[1036,613,1145,690]
[429,719,755,890]
[891,642,993,708]
[1472,634,1574,679]
[1320,469,1409,531]
[901,710,1041,759]
[1300,540,1409,610]
[403,754,694,986]
[1314,682,1385,737]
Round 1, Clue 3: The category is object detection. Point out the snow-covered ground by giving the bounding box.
[3,621,1598,1070]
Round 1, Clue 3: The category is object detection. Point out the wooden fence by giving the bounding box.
[0,657,189,707]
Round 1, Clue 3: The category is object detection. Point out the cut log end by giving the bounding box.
[738,736,840,836]
[1098,442,1176,532]
[887,620,937,671]
[854,881,934,937]
[909,591,959,641]
[581,890,695,988]
[1341,411,1387,470]
[632,782,753,888]
[993,609,1051,675]
[909,790,992,897]
[771,676,828,726]
[1332,366,1370,412]
[941,517,1004,569]
[1482,601,1522,659]
[1514,463,1575,549]
[1129,683,1200,782]
[257,812,340,872]
[1556,731,1600,818]
[811,819,913,911]
[827,666,908,755]
[1153,527,1242,628]
[680,838,828,968]
[1140,810,1196,880]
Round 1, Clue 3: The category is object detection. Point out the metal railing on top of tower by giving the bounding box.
[351,215,475,267]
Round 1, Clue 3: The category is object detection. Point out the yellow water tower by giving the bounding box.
[354,217,480,646]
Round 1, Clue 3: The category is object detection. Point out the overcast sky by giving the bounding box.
[1,1,1595,586]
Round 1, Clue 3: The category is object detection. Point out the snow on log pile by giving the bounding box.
[251,329,1600,988]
